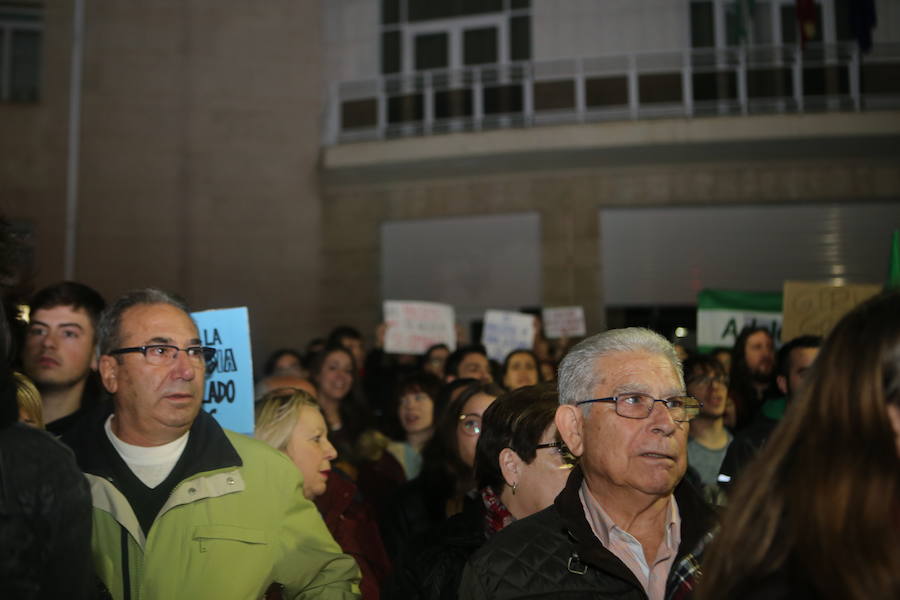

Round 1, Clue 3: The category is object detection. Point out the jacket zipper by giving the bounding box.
[121,527,131,600]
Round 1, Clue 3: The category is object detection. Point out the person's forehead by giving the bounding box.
[32,304,93,326]
[790,346,819,369]
[462,353,487,365]
[120,303,198,341]
[746,331,771,346]
[594,351,681,394]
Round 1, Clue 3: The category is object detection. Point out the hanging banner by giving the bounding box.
[383,300,456,355]
[481,310,535,362]
[696,289,782,353]
[191,307,255,435]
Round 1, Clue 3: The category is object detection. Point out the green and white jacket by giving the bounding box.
[64,408,360,600]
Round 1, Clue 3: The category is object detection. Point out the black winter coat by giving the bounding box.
[382,493,486,600]
[458,466,716,600]
[0,423,94,599]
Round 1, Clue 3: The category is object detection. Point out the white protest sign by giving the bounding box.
[191,307,255,435]
[383,300,456,355]
[542,306,586,338]
[481,310,535,362]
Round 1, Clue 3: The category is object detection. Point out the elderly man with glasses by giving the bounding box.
[62,288,359,599]
[459,327,717,600]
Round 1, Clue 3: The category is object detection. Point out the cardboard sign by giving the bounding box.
[383,300,456,355]
[696,289,782,352]
[781,281,880,342]
[542,306,586,339]
[191,307,255,435]
[481,310,535,362]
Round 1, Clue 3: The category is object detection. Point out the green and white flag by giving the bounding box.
[697,289,782,353]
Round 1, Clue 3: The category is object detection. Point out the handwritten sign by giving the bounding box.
[781,281,880,342]
[542,306,586,338]
[191,307,254,435]
[383,300,456,355]
[481,310,535,362]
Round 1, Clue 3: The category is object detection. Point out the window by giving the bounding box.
[690,0,828,48]
[0,4,42,102]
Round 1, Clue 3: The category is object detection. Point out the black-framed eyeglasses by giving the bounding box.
[575,393,702,422]
[458,413,482,436]
[109,345,216,368]
[535,441,577,468]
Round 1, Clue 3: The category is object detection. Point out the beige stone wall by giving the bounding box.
[322,155,900,340]
[3,1,325,362]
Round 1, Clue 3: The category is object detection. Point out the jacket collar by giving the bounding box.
[63,403,242,481]
[554,464,716,583]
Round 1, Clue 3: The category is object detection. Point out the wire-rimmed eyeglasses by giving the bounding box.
[575,393,702,422]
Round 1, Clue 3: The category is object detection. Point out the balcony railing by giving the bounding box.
[325,42,900,145]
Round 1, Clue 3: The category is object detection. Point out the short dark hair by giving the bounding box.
[475,384,560,491]
[97,288,189,357]
[326,325,362,346]
[684,354,726,383]
[30,281,106,333]
[776,335,822,378]
[445,344,488,378]
[262,348,304,377]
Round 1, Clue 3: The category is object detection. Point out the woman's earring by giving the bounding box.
[512,482,518,495]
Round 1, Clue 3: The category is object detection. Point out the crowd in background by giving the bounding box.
[1,276,899,599]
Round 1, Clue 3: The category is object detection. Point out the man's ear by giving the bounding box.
[776,374,788,396]
[498,447,522,488]
[98,355,119,394]
[555,404,584,458]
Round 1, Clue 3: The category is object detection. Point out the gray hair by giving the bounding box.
[558,327,684,410]
[97,288,191,357]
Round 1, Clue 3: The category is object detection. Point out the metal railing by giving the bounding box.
[325,42,900,145]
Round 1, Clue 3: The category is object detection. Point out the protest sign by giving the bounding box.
[383,300,456,355]
[481,310,535,362]
[542,306,586,339]
[696,289,782,352]
[781,281,880,342]
[191,307,254,435]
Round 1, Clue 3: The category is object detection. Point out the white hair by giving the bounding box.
[557,327,683,410]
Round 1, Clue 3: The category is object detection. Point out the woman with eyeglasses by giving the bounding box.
[379,381,503,561]
[383,384,573,600]
[697,290,900,600]
[255,387,391,599]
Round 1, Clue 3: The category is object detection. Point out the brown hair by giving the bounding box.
[698,291,900,599]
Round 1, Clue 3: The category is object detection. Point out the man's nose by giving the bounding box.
[172,350,197,380]
[648,400,678,434]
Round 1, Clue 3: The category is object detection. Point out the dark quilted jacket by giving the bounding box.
[0,423,94,599]
[382,492,486,600]
[458,466,716,600]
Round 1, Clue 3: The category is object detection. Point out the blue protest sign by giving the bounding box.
[191,307,254,435]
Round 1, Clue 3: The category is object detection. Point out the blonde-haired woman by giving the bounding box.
[256,388,391,599]
[14,372,43,429]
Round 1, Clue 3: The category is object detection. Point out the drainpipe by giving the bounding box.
[64,0,84,279]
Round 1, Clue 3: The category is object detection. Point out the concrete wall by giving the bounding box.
[3,1,325,362]
[321,112,900,339]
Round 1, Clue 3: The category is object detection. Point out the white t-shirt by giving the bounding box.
[104,415,189,488]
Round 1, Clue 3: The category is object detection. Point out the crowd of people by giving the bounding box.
[1,277,898,599]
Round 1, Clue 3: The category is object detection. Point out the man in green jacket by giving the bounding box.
[64,288,360,599]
